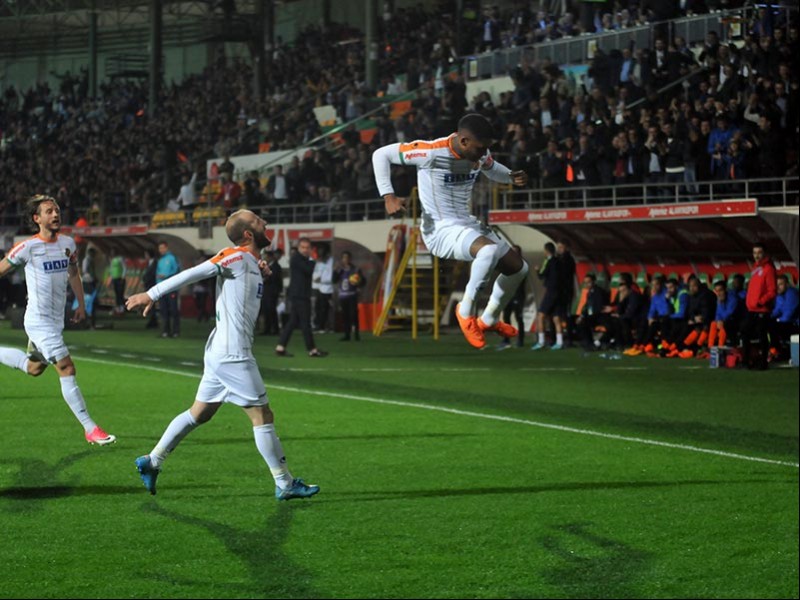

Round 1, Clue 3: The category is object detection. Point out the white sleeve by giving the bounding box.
[372,143,404,197]
[147,260,219,302]
[481,153,513,183]
[6,240,32,266]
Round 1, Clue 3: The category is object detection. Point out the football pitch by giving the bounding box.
[1,320,798,599]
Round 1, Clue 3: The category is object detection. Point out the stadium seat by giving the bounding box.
[192,205,227,225]
[595,272,608,289]
[151,211,188,228]
[743,272,751,287]
[609,272,623,302]
[697,272,710,286]
[713,271,726,285]
[667,272,679,283]
[636,271,649,291]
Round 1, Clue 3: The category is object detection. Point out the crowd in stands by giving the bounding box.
[532,240,799,368]
[1,2,798,231]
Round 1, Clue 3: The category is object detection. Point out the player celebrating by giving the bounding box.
[126,209,319,501]
[0,195,116,445]
[372,114,530,348]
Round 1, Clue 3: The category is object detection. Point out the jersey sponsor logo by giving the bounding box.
[257,282,264,299]
[404,151,428,161]
[443,172,479,184]
[43,259,70,272]
[222,255,243,267]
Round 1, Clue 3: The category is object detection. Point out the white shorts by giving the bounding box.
[25,323,69,365]
[196,355,268,408]
[421,217,507,261]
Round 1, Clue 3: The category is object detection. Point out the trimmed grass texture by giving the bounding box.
[1,319,798,598]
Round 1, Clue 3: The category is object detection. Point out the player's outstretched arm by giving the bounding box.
[127,260,220,317]
[482,155,528,187]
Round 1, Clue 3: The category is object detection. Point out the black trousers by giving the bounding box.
[194,292,210,322]
[742,311,770,369]
[314,291,332,331]
[262,295,280,334]
[340,295,360,340]
[160,293,180,335]
[279,298,315,351]
[768,320,798,358]
[112,278,126,308]
[502,303,525,346]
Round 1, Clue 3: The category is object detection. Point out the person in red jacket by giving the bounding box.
[742,241,777,369]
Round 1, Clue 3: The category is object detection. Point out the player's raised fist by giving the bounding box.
[510,170,528,187]
[384,194,407,216]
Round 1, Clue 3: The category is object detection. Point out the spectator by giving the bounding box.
[243,170,266,206]
[532,242,563,350]
[260,250,283,335]
[707,279,744,349]
[266,165,289,203]
[742,241,777,369]
[175,169,198,210]
[640,276,670,354]
[677,275,717,357]
[312,245,334,333]
[662,277,689,355]
[333,251,366,342]
[769,274,799,360]
[275,238,327,357]
[109,252,127,315]
[556,239,576,344]
[215,174,243,212]
[613,280,648,352]
[575,273,610,351]
[156,241,181,338]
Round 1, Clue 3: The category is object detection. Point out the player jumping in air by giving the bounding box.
[126,210,319,501]
[0,195,116,445]
[372,113,530,348]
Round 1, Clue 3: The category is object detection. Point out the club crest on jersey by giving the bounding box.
[43,259,70,272]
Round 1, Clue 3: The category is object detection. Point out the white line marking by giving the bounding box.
[120,353,137,359]
[75,356,800,470]
[90,349,109,354]
[607,367,648,371]
[179,361,200,367]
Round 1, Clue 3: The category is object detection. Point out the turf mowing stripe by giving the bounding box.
[77,356,800,470]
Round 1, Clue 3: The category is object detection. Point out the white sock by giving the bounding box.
[59,375,97,433]
[150,410,198,468]
[253,423,294,490]
[459,244,498,318]
[479,262,529,327]
[538,332,545,345]
[0,347,29,373]
[556,333,564,345]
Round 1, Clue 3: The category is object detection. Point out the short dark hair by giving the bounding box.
[733,273,744,282]
[777,274,789,284]
[620,273,634,286]
[687,274,698,283]
[26,194,57,224]
[713,280,726,290]
[458,113,495,141]
[341,251,352,259]
[667,278,679,286]
[753,241,766,250]
[585,273,596,282]
[544,242,556,254]
[297,237,311,245]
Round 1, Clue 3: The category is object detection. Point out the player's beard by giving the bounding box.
[251,228,271,249]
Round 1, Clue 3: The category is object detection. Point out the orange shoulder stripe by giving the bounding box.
[210,247,241,265]
[399,137,452,153]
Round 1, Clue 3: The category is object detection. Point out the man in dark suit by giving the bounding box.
[275,238,326,357]
[260,251,283,335]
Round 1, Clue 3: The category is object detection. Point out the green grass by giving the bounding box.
[1,318,798,599]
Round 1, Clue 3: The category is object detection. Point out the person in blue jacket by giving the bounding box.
[640,276,670,352]
[708,280,744,347]
[769,274,799,359]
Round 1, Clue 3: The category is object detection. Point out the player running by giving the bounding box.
[0,195,116,445]
[372,113,530,349]
[126,209,319,501]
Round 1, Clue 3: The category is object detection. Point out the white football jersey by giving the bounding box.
[372,134,512,225]
[6,233,78,329]
[147,246,264,360]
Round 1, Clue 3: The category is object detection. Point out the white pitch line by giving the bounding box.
[76,355,799,470]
